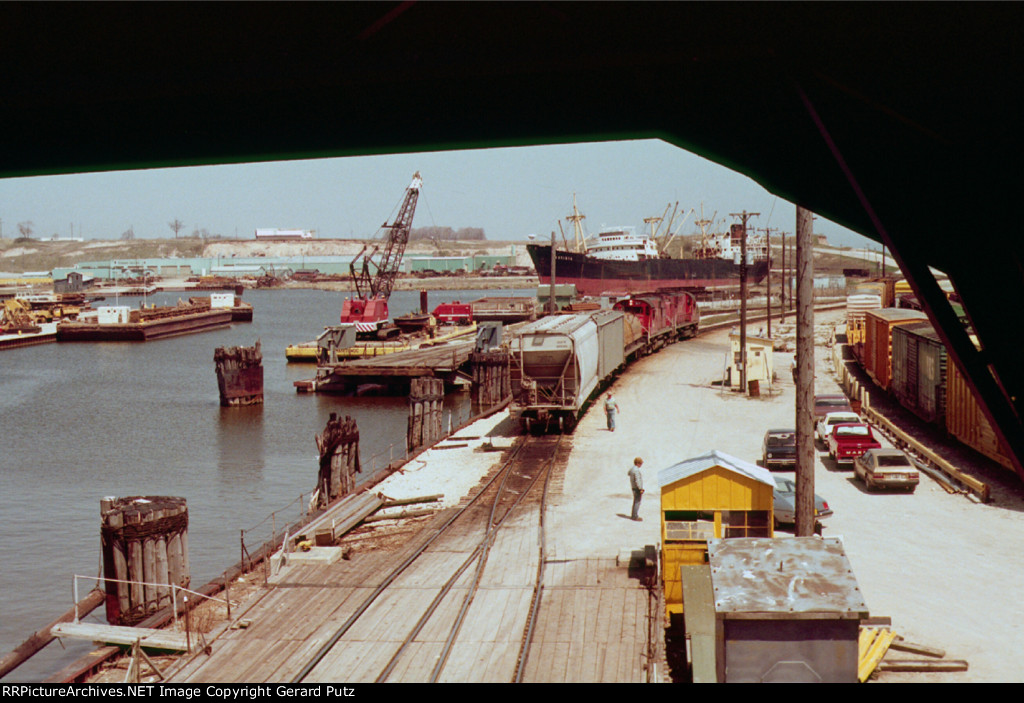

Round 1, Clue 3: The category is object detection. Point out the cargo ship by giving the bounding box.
[528,225,769,296]
[527,206,769,296]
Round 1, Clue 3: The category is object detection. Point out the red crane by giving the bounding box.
[341,172,422,333]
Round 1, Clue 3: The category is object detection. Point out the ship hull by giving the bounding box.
[527,244,769,296]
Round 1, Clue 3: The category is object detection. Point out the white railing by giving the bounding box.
[72,574,233,629]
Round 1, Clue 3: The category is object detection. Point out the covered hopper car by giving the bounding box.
[511,290,699,433]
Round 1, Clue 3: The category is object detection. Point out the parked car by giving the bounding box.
[772,476,833,528]
[854,447,920,491]
[816,411,862,445]
[826,422,882,466]
[761,429,797,469]
[813,394,854,422]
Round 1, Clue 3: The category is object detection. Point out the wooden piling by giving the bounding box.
[470,348,511,409]
[100,497,189,626]
[214,341,264,406]
[315,414,362,508]
[407,377,444,452]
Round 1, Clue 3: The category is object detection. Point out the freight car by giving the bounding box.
[855,307,1015,474]
[510,290,699,433]
[860,308,927,390]
[891,321,947,427]
[510,310,624,433]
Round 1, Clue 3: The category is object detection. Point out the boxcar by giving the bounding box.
[890,321,947,427]
[945,340,1015,472]
[510,310,624,432]
[862,308,927,390]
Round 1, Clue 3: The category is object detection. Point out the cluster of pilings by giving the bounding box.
[407,377,444,453]
[470,349,511,409]
[100,496,190,626]
[315,414,361,508]
[214,341,264,407]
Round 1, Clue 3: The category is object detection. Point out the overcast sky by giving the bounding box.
[0,139,880,249]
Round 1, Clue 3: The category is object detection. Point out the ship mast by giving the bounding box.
[566,193,588,253]
[693,203,717,259]
[659,205,693,256]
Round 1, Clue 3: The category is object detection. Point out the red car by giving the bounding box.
[826,423,881,466]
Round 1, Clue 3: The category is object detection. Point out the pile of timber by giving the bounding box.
[859,620,968,681]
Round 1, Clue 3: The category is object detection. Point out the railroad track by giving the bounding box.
[291,433,565,683]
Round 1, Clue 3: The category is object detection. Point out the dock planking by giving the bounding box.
[170,505,655,683]
[322,340,475,378]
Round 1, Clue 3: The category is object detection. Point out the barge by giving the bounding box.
[0,322,58,350]
[57,294,247,342]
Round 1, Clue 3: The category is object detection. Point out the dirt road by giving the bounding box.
[549,310,1024,682]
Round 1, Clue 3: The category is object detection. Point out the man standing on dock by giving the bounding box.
[605,392,620,431]
[628,457,644,521]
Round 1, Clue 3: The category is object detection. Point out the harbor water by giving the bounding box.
[0,286,526,682]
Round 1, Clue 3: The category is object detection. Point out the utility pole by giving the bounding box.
[795,206,815,536]
[761,227,778,338]
[781,233,786,311]
[548,231,557,314]
[730,211,759,394]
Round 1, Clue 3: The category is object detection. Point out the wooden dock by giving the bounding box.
[168,502,657,683]
[296,340,476,393]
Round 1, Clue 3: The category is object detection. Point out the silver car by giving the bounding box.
[854,447,920,491]
[773,476,833,528]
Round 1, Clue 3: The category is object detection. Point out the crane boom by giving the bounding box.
[351,172,422,300]
[343,173,422,331]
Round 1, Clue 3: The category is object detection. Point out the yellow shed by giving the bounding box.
[658,450,775,620]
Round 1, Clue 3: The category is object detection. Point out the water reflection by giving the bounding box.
[217,404,266,487]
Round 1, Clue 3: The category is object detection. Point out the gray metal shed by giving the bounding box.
[693,537,869,683]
